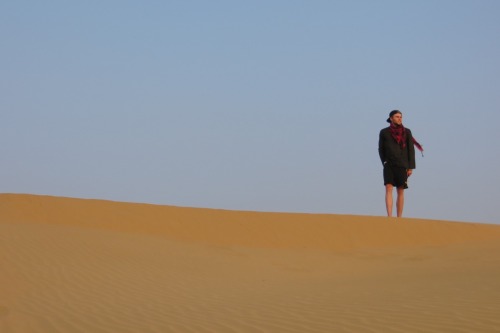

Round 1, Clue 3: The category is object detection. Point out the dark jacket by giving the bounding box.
[379,127,416,169]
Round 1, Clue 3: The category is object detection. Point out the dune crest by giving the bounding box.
[1,193,499,251]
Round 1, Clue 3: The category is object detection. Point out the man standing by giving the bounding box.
[378,110,423,217]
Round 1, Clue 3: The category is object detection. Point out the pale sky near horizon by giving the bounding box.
[2,1,500,224]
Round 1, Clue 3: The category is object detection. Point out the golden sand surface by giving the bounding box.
[1,194,500,333]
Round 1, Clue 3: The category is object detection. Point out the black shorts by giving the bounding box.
[383,164,408,189]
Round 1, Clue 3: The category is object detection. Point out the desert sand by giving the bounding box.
[1,194,500,333]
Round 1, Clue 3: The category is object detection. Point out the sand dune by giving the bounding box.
[1,194,500,333]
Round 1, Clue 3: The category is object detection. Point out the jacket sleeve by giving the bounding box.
[378,130,386,165]
[406,129,416,169]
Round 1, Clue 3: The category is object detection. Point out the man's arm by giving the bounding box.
[378,130,386,165]
[406,129,416,169]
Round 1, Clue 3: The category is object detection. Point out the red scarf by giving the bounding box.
[389,123,424,156]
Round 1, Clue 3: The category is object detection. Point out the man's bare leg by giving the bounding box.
[385,184,394,217]
[396,187,405,217]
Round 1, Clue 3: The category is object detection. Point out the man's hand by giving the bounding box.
[407,169,413,177]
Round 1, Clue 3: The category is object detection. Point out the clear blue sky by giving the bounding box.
[2,1,500,224]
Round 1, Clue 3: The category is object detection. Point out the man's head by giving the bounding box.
[387,110,403,126]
